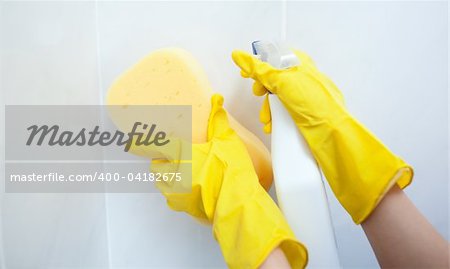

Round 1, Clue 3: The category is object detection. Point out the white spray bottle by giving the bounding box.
[252,41,341,268]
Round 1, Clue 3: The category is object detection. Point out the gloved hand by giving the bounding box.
[148,94,307,269]
[232,50,413,224]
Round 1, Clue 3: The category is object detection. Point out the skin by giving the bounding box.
[260,247,291,269]
[261,185,449,269]
[361,185,449,268]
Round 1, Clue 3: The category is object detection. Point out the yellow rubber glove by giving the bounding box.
[150,94,307,269]
[232,50,413,224]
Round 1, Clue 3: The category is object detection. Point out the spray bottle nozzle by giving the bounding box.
[251,40,300,69]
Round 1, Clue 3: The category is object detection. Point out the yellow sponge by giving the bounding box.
[107,48,273,190]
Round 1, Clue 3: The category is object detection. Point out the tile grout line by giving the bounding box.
[0,1,7,267]
[95,0,105,102]
[281,0,287,41]
[94,1,113,269]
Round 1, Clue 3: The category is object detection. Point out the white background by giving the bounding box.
[0,1,448,268]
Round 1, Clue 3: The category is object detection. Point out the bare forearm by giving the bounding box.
[259,247,291,269]
[362,185,449,268]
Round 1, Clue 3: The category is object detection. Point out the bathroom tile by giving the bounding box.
[286,1,448,267]
[1,2,108,268]
[0,1,100,105]
[2,193,109,268]
[104,193,225,268]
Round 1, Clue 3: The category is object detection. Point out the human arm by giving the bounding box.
[260,247,292,269]
[362,185,449,268]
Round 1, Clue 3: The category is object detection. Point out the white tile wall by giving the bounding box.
[0,1,448,268]
[1,1,100,105]
[1,2,109,269]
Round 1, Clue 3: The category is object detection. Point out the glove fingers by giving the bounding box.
[240,70,250,78]
[260,95,272,133]
[263,121,272,134]
[232,50,281,93]
[252,81,268,96]
[207,94,233,141]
